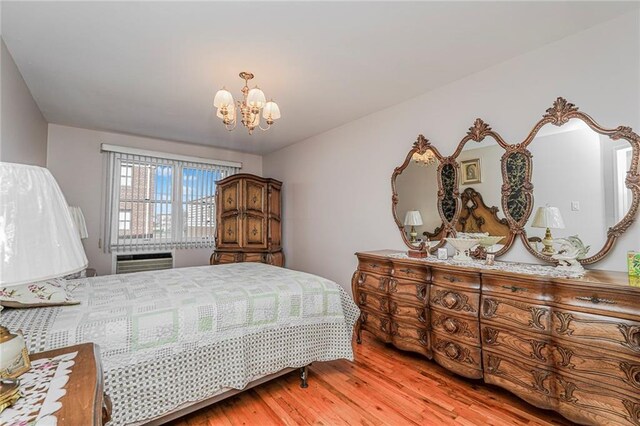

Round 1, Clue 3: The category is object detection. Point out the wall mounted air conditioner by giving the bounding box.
[114,252,173,274]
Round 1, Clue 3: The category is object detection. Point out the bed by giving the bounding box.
[0,262,360,425]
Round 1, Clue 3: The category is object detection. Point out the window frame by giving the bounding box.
[103,145,240,253]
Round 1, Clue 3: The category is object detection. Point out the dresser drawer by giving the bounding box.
[388,278,428,304]
[432,268,480,291]
[482,325,551,366]
[551,309,640,358]
[552,285,640,319]
[359,310,390,342]
[392,263,430,282]
[389,297,427,325]
[481,274,545,298]
[554,371,640,426]
[357,290,389,316]
[482,324,640,398]
[431,310,480,346]
[390,319,429,343]
[481,295,551,334]
[358,258,392,275]
[432,332,482,379]
[243,252,265,262]
[353,271,389,294]
[482,351,555,410]
[430,285,479,318]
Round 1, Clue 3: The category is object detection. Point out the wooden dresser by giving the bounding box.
[210,174,284,267]
[353,250,640,426]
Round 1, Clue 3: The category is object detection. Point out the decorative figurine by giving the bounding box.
[552,235,590,274]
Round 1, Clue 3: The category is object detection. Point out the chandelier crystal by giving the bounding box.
[214,72,280,135]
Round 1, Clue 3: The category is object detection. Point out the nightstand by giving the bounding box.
[29,343,111,425]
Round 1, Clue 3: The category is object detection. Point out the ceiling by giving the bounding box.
[2,2,638,155]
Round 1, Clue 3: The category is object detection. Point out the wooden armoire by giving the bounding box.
[210,174,284,267]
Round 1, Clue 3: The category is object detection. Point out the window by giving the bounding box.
[119,210,132,231]
[120,165,133,187]
[103,146,240,252]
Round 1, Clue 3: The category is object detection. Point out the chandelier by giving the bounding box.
[213,72,281,135]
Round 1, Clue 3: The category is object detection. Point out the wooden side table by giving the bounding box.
[29,343,111,425]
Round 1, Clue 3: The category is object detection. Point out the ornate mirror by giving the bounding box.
[514,98,640,264]
[392,135,453,252]
[449,119,514,257]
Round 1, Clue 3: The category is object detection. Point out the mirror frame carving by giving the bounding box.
[515,97,640,265]
[391,135,456,252]
[392,97,640,265]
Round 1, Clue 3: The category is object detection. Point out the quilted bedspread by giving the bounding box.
[0,263,360,425]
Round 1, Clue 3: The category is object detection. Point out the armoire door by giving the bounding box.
[268,184,282,250]
[243,179,268,249]
[216,179,242,249]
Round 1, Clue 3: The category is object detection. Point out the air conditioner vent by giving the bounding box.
[116,252,173,274]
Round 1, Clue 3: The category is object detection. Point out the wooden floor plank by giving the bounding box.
[169,334,575,426]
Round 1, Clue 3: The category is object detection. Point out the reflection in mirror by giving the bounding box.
[395,149,443,249]
[524,118,633,258]
[456,137,509,254]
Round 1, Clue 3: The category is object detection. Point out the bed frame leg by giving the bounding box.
[300,366,309,388]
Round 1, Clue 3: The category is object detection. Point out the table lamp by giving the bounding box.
[404,210,423,243]
[531,206,565,255]
[0,163,88,382]
[69,206,89,239]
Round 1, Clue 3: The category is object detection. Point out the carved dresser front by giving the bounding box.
[352,250,640,426]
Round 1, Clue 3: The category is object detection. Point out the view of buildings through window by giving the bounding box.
[117,163,219,243]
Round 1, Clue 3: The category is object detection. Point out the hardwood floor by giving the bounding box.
[170,334,574,426]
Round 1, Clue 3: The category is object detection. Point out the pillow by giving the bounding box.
[0,280,80,308]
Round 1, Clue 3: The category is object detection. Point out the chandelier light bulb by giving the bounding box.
[263,101,281,120]
[213,88,234,108]
[246,87,266,109]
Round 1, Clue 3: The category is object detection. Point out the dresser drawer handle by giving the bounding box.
[575,295,616,305]
[368,263,379,269]
[443,275,460,283]
[502,285,527,293]
[400,268,414,274]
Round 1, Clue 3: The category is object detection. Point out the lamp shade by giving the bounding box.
[262,101,281,120]
[404,210,423,226]
[69,206,89,239]
[531,206,565,229]
[213,88,234,108]
[246,87,266,108]
[0,163,88,286]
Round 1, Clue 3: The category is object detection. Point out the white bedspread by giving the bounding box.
[1,263,359,425]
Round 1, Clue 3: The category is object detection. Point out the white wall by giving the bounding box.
[395,161,440,239]
[47,124,263,276]
[264,10,640,293]
[525,128,607,251]
[0,39,48,166]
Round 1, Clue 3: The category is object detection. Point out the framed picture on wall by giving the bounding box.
[461,158,481,184]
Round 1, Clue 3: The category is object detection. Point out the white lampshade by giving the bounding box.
[262,101,281,120]
[69,206,89,239]
[246,87,266,108]
[404,210,423,226]
[0,163,88,286]
[531,206,565,229]
[213,88,234,108]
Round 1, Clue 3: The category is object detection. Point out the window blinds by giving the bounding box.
[102,146,240,253]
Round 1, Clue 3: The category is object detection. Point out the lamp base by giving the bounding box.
[541,227,555,255]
